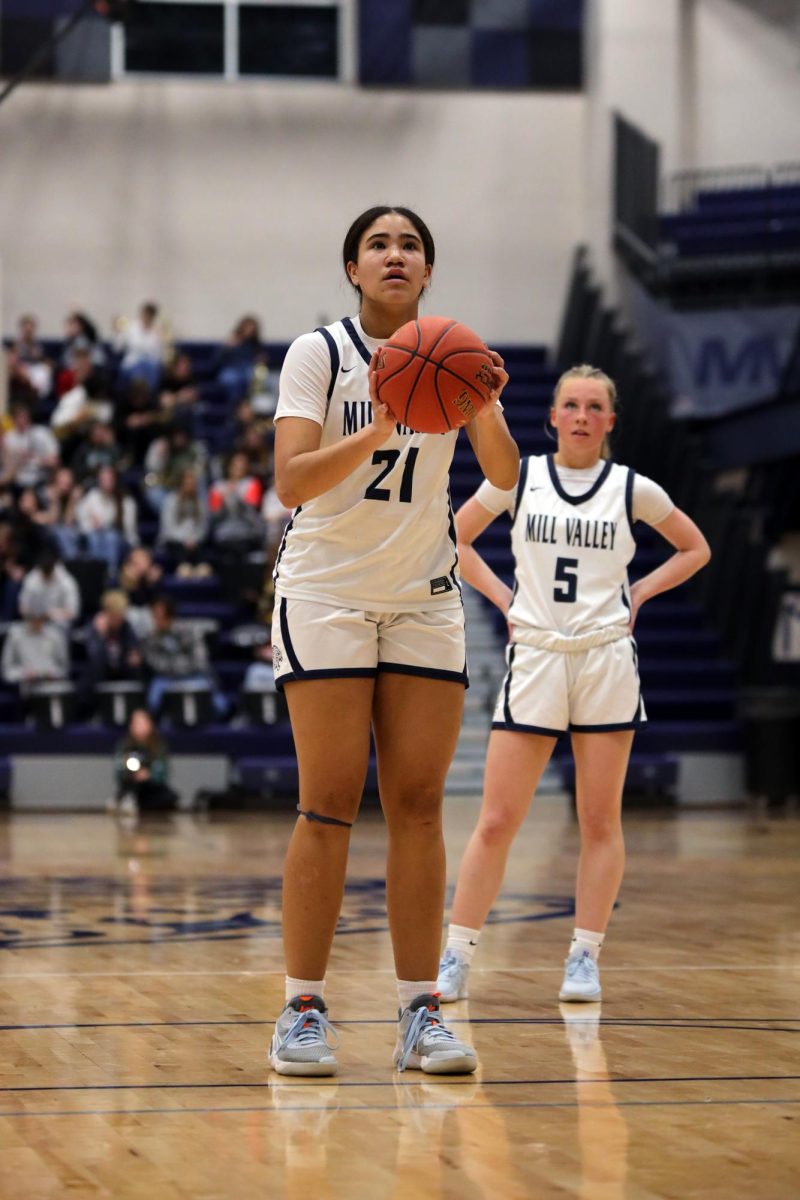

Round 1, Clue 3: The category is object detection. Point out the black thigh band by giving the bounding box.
[296,805,353,829]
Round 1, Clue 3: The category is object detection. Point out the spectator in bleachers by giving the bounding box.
[113,302,166,393]
[208,451,264,559]
[49,348,114,464]
[0,523,26,621]
[112,708,178,815]
[118,547,162,638]
[14,314,47,367]
[143,421,208,513]
[0,401,59,490]
[142,594,226,717]
[1,594,69,696]
[159,352,199,420]
[14,488,53,566]
[79,589,142,712]
[210,315,265,405]
[157,468,210,574]
[19,547,80,627]
[70,422,122,485]
[76,465,138,569]
[59,310,107,380]
[114,378,165,465]
[235,423,273,489]
[8,314,52,405]
[37,467,83,560]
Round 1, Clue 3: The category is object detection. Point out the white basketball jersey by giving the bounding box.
[273,316,461,612]
[507,455,637,645]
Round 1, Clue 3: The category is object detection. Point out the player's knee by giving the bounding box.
[578,807,622,844]
[384,783,443,829]
[477,808,520,848]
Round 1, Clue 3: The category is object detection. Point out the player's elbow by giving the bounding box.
[484,462,519,491]
[275,482,299,510]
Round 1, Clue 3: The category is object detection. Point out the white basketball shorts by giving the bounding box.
[271,595,468,689]
[491,636,646,735]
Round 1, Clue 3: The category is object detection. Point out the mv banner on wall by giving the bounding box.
[629,283,800,418]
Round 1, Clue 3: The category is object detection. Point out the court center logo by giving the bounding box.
[0,876,574,951]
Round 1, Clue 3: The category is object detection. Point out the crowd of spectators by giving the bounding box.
[1,304,290,729]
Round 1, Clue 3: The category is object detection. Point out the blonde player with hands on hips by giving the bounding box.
[268,206,519,1076]
[437,365,711,1005]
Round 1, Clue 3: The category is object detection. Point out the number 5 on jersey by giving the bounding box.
[554,556,578,603]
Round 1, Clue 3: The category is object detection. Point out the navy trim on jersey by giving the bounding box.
[630,638,643,721]
[491,719,564,737]
[278,598,304,676]
[315,326,340,403]
[625,468,636,536]
[342,317,372,365]
[569,719,646,732]
[546,454,613,505]
[502,643,516,723]
[511,456,530,522]
[275,666,378,691]
[446,489,462,595]
[272,507,300,585]
[378,662,469,687]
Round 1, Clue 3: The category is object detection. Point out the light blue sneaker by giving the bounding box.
[394,994,477,1074]
[436,948,470,1002]
[269,994,339,1076]
[558,950,602,1002]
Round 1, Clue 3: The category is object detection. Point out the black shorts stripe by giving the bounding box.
[569,720,645,732]
[275,667,378,692]
[491,719,563,737]
[378,662,469,687]
[502,643,516,724]
[278,597,304,676]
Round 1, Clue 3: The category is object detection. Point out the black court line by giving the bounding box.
[1,1073,798,1094]
[0,1097,798,1119]
[1,1017,797,1033]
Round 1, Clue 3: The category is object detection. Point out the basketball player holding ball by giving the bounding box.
[436,365,711,1006]
[268,205,519,1076]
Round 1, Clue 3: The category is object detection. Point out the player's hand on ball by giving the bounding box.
[368,350,398,442]
[473,350,509,420]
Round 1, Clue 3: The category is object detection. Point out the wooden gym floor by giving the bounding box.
[0,796,797,1199]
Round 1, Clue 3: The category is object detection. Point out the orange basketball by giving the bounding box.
[374,316,495,434]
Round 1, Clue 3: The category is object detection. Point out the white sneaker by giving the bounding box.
[118,793,138,817]
[394,993,477,1074]
[436,948,470,1002]
[558,950,602,1002]
[269,994,338,1076]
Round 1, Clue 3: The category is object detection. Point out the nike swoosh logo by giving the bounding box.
[341,365,357,373]
[529,486,542,492]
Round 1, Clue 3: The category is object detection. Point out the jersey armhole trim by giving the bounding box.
[342,316,372,365]
[315,327,340,411]
[625,468,636,537]
[512,457,530,521]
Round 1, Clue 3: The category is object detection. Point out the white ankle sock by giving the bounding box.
[285,976,326,1005]
[569,928,604,962]
[397,979,438,1010]
[445,923,482,965]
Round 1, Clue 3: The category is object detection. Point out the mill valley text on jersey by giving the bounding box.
[342,398,415,438]
[525,513,620,551]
